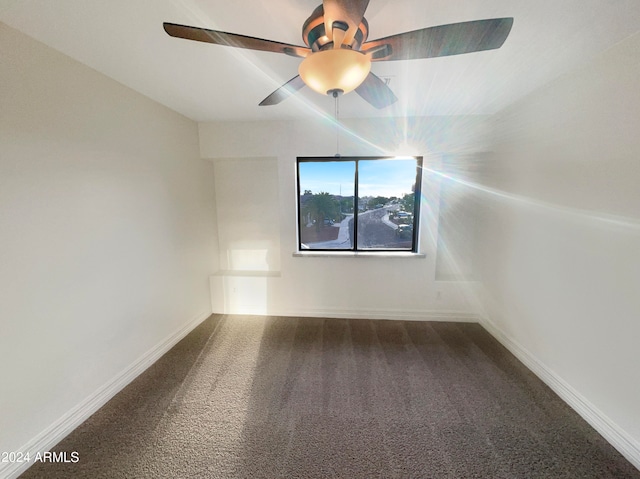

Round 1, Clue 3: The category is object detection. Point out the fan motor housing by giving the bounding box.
[302,4,369,51]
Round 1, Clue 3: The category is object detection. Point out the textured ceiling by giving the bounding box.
[2,0,640,122]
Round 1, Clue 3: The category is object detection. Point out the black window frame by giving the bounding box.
[296,156,423,253]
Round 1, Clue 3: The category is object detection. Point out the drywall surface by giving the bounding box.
[0,23,216,458]
[199,115,492,319]
[213,157,281,273]
[476,32,640,461]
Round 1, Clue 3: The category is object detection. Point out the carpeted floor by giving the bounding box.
[20,315,640,478]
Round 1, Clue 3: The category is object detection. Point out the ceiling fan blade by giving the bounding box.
[363,17,513,61]
[355,72,398,109]
[323,0,370,45]
[259,75,306,106]
[163,22,310,58]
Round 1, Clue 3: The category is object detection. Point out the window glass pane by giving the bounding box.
[357,158,418,250]
[298,161,355,250]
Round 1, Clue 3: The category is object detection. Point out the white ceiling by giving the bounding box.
[2,0,640,122]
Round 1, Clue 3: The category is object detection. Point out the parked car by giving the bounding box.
[395,224,413,238]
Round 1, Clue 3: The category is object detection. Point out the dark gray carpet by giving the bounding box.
[20,315,640,478]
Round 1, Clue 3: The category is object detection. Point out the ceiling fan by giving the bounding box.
[163,0,513,109]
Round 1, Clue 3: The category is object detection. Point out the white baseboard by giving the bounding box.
[480,315,640,471]
[215,307,481,323]
[2,310,211,479]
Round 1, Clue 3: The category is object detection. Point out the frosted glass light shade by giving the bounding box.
[299,49,371,95]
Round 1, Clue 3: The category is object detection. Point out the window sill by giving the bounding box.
[292,251,426,259]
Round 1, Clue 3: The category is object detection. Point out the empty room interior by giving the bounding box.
[1,1,639,477]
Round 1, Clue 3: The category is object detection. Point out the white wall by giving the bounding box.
[212,157,281,273]
[0,22,217,467]
[476,32,640,466]
[435,154,488,281]
[199,115,492,319]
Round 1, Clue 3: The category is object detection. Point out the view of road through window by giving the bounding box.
[357,205,411,249]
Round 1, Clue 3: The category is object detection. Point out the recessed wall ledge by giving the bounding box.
[212,270,281,277]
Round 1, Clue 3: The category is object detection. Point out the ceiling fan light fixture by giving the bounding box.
[298,48,371,95]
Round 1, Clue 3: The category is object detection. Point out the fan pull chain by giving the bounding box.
[334,90,340,158]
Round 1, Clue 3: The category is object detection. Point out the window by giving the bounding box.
[297,156,422,252]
